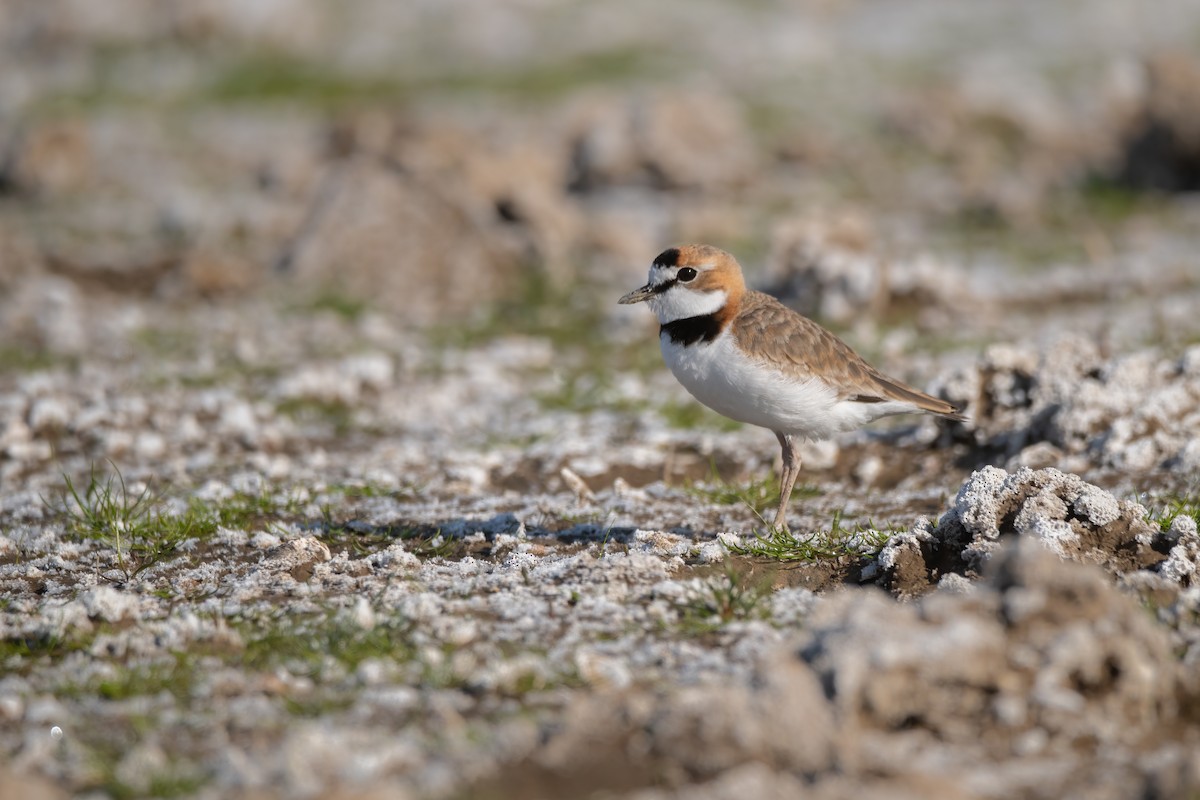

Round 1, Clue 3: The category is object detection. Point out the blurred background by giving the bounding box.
[1,0,1200,486]
[2,0,1199,330]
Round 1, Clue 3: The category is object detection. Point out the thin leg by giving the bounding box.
[773,432,801,529]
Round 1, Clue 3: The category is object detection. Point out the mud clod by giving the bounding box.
[880,467,1169,595]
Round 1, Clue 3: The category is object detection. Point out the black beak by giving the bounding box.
[618,283,656,305]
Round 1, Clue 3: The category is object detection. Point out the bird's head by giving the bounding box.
[618,244,745,324]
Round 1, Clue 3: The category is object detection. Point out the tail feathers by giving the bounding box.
[932,406,969,423]
[859,375,968,422]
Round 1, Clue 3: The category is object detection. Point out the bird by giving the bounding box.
[619,244,965,530]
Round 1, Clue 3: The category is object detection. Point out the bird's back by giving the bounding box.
[730,291,965,421]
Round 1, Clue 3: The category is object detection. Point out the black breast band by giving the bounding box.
[661,314,722,346]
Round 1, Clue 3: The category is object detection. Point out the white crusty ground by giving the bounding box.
[1,295,1198,797]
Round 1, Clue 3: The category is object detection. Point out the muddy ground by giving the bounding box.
[2,2,1200,798]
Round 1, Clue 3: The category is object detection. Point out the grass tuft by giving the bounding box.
[1146,493,1200,533]
[675,564,773,634]
[729,511,894,562]
[55,463,217,579]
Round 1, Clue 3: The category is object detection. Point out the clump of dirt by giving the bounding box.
[935,338,1200,473]
[524,651,832,796]
[801,538,1200,800]
[876,466,1172,596]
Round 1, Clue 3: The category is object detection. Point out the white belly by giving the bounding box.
[660,330,887,439]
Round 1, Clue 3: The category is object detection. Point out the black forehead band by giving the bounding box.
[652,248,681,268]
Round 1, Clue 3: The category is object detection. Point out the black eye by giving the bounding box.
[677,267,697,282]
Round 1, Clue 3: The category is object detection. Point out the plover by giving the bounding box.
[619,244,965,529]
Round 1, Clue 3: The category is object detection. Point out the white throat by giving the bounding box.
[648,287,728,324]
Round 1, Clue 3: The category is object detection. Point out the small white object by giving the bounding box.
[50,726,63,740]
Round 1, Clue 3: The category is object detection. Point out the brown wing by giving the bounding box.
[731,291,966,420]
